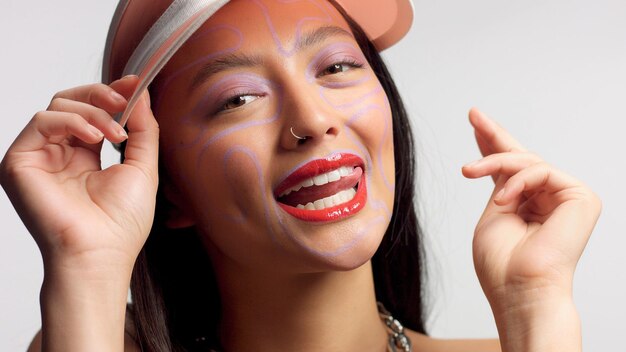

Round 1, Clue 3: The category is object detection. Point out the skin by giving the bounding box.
[0,0,600,351]
[156,0,394,273]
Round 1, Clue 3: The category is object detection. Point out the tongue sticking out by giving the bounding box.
[278,167,363,208]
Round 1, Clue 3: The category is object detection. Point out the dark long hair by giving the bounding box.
[125,5,427,351]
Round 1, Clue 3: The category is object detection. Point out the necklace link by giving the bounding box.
[378,302,412,352]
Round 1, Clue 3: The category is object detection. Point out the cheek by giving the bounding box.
[167,133,273,225]
[342,85,395,193]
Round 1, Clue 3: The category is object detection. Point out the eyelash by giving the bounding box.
[214,59,365,113]
[217,92,261,113]
[319,59,364,77]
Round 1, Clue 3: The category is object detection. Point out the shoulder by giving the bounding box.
[26,306,141,352]
[406,329,501,352]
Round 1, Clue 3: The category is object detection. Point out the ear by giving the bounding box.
[163,181,196,229]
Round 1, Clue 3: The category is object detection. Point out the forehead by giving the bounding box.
[163,0,353,67]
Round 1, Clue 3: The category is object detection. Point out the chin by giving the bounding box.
[286,215,389,273]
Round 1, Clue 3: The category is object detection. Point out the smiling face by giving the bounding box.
[153,0,395,272]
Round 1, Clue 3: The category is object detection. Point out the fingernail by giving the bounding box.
[121,74,137,80]
[110,90,126,104]
[495,188,506,202]
[87,125,104,139]
[118,127,128,139]
[143,91,151,108]
[109,119,128,139]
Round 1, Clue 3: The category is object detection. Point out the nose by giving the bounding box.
[279,84,341,150]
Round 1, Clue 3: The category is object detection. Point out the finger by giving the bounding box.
[493,162,582,206]
[502,164,600,260]
[48,98,127,143]
[474,129,494,157]
[51,75,139,113]
[108,75,140,100]
[11,111,105,153]
[462,151,543,179]
[122,90,159,188]
[468,107,526,154]
[471,130,499,183]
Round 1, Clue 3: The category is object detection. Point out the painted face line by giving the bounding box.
[195,90,283,169]
[164,1,396,260]
[252,0,334,57]
[157,24,243,104]
[274,196,387,258]
[376,103,395,192]
[344,103,395,193]
[190,72,274,121]
[164,73,282,173]
[345,102,394,193]
[319,84,384,111]
[221,145,282,245]
[218,146,381,259]
[305,42,366,83]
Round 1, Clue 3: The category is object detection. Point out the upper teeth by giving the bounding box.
[279,166,354,197]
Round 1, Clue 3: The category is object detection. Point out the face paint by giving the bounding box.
[156,0,395,270]
[250,0,335,56]
[155,24,244,104]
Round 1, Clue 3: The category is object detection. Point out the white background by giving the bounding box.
[1,0,624,350]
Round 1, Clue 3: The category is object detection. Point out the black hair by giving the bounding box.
[125,3,427,351]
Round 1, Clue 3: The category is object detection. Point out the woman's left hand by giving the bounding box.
[461,108,601,351]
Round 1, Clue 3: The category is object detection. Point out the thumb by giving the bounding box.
[478,175,522,220]
[122,90,159,188]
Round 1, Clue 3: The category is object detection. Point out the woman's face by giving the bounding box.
[154,0,395,272]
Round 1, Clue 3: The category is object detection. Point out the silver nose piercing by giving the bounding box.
[290,127,307,140]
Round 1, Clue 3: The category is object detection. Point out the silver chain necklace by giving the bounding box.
[377,302,412,352]
[204,302,412,352]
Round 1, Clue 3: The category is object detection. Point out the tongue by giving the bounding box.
[278,167,362,207]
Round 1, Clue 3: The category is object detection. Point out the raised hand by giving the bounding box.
[0,75,159,272]
[462,108,601,351]
[0,76,160,351]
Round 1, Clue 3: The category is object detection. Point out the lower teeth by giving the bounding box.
[296,188,357,210]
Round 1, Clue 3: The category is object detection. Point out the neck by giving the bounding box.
[213,259,388,352]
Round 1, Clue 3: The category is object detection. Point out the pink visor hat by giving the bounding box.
[102,0,414,126]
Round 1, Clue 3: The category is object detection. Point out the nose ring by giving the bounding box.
[290,127,307,140]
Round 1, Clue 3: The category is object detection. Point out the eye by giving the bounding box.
[320,60,363,76]
[220,94,260,112]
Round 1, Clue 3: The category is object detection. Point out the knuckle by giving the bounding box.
[519,151,542,163]
[47,97,66,111]
[68,112,84,123]
[533,161,551,170]
[88,84,110,104]
[32,111,48,123]
[51,90,65,101]
[584,191,602,211]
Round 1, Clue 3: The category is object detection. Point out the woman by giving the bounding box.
[0,0,600,351]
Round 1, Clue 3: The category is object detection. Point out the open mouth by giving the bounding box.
[274,153,367,222]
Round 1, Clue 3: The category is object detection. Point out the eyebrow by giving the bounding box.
[189,25,355,92]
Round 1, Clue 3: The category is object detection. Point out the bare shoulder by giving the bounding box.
[406,329,501,352]
[26,329,41,352]
[26,307,141,352]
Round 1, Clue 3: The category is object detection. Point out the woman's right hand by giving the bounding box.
[0,75,159,274]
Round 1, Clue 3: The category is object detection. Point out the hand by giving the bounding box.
[461,108,601,350]
[0,76,159,274]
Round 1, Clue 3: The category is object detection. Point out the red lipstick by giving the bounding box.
[274,153,367,222]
